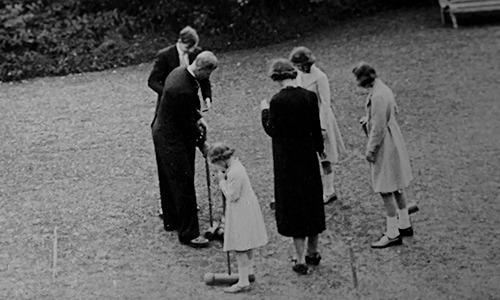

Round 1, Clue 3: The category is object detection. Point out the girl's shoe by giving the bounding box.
[408,203,419,215]
[370,235,402,249]
[291,258,309,275]
[323,193,338,204]
[305,252,322,266]
[223,284,251,293]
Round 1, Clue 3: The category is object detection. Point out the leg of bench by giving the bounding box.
[441,8,445,24]
[450,12,458,29]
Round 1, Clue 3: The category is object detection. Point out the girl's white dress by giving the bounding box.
[297,65,346,163]
[219,159,268,252]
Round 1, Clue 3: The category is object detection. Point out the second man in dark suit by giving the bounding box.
[148,26,212,218]
[148,25,212,124]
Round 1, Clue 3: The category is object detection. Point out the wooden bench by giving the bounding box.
[438,0,500,28]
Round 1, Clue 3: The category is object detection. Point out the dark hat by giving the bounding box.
[268,58,297,81]
[179,26,199,46]
[289,46,316,65]
[208,142,235,163]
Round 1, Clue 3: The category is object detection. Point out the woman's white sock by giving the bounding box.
[323,172,335,196]
[397,208,411,229]
[238,266,250,286]
[386,216,399,238]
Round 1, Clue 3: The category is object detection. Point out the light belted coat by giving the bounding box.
[297,65,346,164]
[365,79,413,193]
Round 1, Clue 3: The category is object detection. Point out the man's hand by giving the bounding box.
[201,98,211,112]
[319,151,327,160]
[199,142,210,158]
[366,151,376,163]
[359,116,368,137]
[197,117,208,131]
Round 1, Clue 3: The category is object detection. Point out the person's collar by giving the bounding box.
[176,42,184,55]
[186,65,196,79]
[282,79,297,89]
[226,157,237,169]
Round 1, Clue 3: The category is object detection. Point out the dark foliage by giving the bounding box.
[0,0,434,81]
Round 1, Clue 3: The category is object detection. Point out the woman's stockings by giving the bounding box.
[235,251,251,287]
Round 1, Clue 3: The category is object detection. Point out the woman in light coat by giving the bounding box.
[290,47,346,204]
[353,62,414,249]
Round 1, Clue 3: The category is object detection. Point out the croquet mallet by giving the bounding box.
[203,191,255,285]
[203,158,220,240]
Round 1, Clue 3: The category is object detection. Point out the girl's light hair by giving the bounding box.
[208,142,235,163]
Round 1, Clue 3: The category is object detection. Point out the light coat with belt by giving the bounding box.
[365,79,413,193]
[297,65,346,164]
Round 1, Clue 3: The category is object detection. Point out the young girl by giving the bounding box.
[208,142,268,293]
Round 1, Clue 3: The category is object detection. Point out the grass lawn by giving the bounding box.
[1,5,499,300]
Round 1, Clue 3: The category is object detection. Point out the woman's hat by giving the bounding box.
[268,58,297,81]
[289,46,316,65]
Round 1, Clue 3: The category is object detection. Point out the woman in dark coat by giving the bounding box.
[261,58,326,275]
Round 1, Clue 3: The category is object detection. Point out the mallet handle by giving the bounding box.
[205,158,213,226]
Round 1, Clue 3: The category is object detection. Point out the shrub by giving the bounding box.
[0,0,432,81]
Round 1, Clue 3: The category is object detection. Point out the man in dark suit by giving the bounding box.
[148,25,212,124]
[148,26,212,218]
[151,51,218,248]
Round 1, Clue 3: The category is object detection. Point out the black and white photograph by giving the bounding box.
[1,0,499,298]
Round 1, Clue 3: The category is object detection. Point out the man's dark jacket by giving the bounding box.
[148,44,211,125]
[151,66,205,242]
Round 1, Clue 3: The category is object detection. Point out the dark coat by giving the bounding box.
[151,67,205,242]
[148,44,212,125]
[262,86,326,237]
[152,67,204,148]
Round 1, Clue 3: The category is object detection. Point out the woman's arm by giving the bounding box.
[366,95,388,155]
[310,92,325,154]
[316,72,331,129]
[261,96,277,137]
[219,170,243,202]
[148,51,171,95]
[316,72,331,106]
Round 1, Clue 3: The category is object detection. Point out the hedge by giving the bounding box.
[0,0,433,82]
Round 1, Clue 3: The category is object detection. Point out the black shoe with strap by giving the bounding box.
[305,252,322,266]
[291,258,309,275]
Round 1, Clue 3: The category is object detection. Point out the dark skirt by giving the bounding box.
[273,137,326,237]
